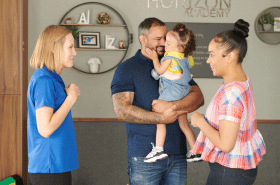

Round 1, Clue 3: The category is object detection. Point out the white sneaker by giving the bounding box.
[144,143,168,163]
[186,151,203,162]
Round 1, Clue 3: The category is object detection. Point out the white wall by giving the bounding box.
[28,0,280,119]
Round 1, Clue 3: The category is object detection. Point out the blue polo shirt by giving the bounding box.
[111,50,198,157]
[27,66,79,173]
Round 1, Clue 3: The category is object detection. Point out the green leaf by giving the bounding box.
[258,12,274,26]
[62,25,80,41]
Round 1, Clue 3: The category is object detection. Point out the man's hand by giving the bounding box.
[161,104,188,124]
[168,85,204,113]
[152,99,174,113]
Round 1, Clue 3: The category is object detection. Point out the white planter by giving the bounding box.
[87,57,101,73]
[263,24,272,31]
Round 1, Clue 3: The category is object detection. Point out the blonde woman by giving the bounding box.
[27,25,80,185]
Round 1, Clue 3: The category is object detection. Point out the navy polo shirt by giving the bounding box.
[111,50,198,157]
[27,66,79,173]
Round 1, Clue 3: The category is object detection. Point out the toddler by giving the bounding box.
[144,23,202,163]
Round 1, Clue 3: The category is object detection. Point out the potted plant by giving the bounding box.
[97,12,111,24]
[62,25,79,47]
[258,12,274,31]
[65,17,72,24]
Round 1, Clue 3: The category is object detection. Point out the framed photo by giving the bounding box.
[274,17,280,31]
[79,32,100,48]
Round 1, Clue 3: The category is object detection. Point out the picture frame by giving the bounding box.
[274,17,280,31]
[79,32,100,48]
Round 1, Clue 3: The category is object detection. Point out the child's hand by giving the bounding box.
[145,48,158,61]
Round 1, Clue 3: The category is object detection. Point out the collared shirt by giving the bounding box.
[27,66,79,173]
[192,76,266,169]
[111,50,198,157]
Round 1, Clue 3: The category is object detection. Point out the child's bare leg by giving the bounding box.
[156,124,166,147]
[152,99,168,147]
[178,114,196,149]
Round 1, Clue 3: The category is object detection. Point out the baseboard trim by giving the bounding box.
[73,118,124,122]
[73,118,280,123]
[257,120,280,123]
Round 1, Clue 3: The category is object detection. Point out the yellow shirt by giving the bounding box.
[164,51,184,75]
[188,55,194,67]
[164,51,194,74]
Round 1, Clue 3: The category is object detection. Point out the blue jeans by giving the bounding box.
[207,162,257,185]
[127,155,187,185]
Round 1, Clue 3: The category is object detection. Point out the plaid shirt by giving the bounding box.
[192,76,266,169]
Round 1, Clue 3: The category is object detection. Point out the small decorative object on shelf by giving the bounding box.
[258,12,274,31]
[105,35,116,49]
[79,32,100,48]
[98,12,111,24]
[274,17,280,31]
[66,18,72,24]
[78,10,90,24]
[87,57,101,73]
[119,40,126,49]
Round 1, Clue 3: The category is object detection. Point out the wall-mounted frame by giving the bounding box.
[254,6,280,45]
[79,32,100,48]
[58,2,132,74]
[274,17,280,31]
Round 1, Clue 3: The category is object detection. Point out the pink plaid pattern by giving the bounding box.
[192,76,266,169]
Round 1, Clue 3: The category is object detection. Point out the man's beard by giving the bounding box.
[146,44,165,59]
[156,46,165,56]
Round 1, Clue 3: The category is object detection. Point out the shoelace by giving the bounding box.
[187,151,194,158]
[146,143,158,158]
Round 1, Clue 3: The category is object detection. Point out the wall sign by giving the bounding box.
[147,0,231,17]
[78,10,90,24]
[165,22,233,78]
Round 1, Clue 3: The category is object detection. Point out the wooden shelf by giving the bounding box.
[75,48,127,51]
[59,2,130,74]
[60,24,126,27]
[259,31,280,33]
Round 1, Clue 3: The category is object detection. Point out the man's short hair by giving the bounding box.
[138,17,165,38]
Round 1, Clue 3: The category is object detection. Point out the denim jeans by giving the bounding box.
[206,162,257,185]
[127,155,187,185]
